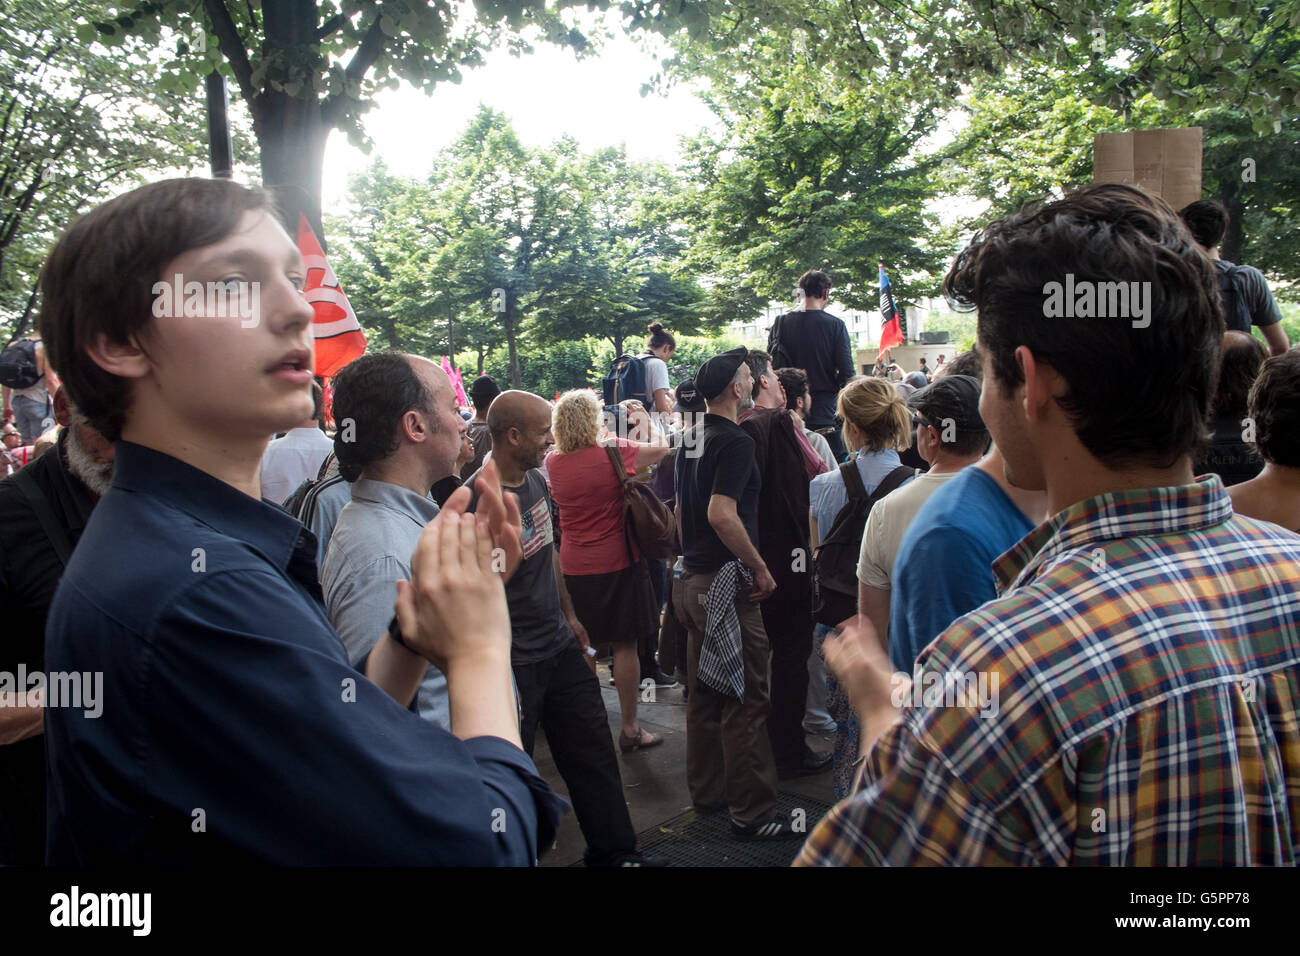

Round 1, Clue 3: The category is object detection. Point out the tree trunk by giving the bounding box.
[476,343,485,376]
[613,333,624,357]
[1219,179,1244,264]
[505,304,521,388]
[446,310,455,369]
[256,1,329,247]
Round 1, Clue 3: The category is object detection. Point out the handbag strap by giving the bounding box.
[12,466,74,567]
[604,444,638,566]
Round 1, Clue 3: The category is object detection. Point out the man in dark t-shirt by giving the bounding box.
[1180,199,1289,355]
[675,348,795,840]
[767,270,856,460]
[467,389,660,867]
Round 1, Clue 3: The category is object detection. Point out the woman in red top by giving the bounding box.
[547,390,672,752]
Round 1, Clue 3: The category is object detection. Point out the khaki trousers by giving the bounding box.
[681,569,778,826]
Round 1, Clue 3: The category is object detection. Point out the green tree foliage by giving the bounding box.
[330,108,704,386]
[74,0,608,235]
[0,0,247,338]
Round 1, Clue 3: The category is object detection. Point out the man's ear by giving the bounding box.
[52,386,71,427]
[1017,346,1059,423]
[400,408,426,444]
[85,331,151,380]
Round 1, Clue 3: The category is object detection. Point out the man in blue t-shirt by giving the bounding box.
[889,444,1047,673]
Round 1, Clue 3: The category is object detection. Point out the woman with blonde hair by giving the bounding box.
[807,377,916,797]
[546,389,673,751]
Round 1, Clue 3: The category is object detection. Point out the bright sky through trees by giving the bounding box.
[322,9,718,214]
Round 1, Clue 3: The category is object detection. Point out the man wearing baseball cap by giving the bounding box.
[856,375,990,647]
[674,348,796,840]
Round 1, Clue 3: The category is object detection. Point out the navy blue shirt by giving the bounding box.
[44,441,565,865]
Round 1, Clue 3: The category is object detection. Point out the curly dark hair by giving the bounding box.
[1212,331,1266,420]
[775,366,809,411]
[798,269,832,300]
[1247,351,1300,468]
[942,182,1221,470]
[938,348,982,382]
[331,352,435,482]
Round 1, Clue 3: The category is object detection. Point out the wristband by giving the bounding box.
[387,614,410,651]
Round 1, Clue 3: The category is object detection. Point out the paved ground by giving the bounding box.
[532,659,838,867]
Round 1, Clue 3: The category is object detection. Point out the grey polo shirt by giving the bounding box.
[320,477,448,728]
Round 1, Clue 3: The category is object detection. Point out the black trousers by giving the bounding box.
[514,642,637,866]
[640,557,668,675]
[760,590,814,769]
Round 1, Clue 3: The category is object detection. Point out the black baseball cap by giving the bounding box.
[907,374,986,432]
[673,379,705,413]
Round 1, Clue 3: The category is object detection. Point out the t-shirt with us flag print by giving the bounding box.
[796,476,1300,866]
[465,467,573,665]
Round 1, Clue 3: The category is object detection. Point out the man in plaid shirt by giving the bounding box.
[798,183,1300,866]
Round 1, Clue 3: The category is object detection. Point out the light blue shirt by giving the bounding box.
[321,478,448,727]
[809,448,911,541]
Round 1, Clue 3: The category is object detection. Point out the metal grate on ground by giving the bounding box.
[582,792,835,867]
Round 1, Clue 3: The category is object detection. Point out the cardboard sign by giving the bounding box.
[1093,127,1203,213]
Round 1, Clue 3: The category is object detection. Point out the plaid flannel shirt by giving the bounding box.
[796,477,1300,866]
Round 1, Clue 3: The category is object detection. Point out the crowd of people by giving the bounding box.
[1,177,1298,866]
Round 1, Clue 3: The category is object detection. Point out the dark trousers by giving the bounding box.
[640,557,667,675]
[761,591,814,768]
[682,570,778,826]
[514,643,637,866]
[657,573,688,677]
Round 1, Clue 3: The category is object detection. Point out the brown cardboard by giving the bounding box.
[1093,127,1203,212]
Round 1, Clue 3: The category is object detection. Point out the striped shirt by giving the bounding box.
[796,477,1300,865]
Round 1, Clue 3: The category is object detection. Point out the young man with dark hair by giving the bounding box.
[776,366,837,469]
[36,177,563,865]
[800,183,1300,866]
[856,375,988,649]
[461,374,500,479]
[322,352,468,729]
[1194,330,1267,487]
[767,270,856,461]
[1229,350,1300,532]
[1179,199,1288,356]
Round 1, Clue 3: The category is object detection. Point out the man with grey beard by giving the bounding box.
[0,386,113,863]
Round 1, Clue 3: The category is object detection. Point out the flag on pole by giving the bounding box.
[297,214,366,378]
[441,356,469,408]
[878,262,906,357]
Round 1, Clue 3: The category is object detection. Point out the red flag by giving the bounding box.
[877,263,905,357]
[297,214,365,378]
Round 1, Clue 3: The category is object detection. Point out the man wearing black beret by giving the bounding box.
[674,348,797,840]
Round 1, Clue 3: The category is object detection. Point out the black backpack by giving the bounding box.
[767,313,796,370]
[0,339,41,389]
[812,462,915,627]
[1215,261,1253,333]
[282,452,339,519]
[602,352,652,411]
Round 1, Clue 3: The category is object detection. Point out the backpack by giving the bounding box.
[812,462,915,627]
[282,452,338,519]
[0,339,41,389]
[767,313,796,370]
[1215,261,1253,333]
[602,353,652,411]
